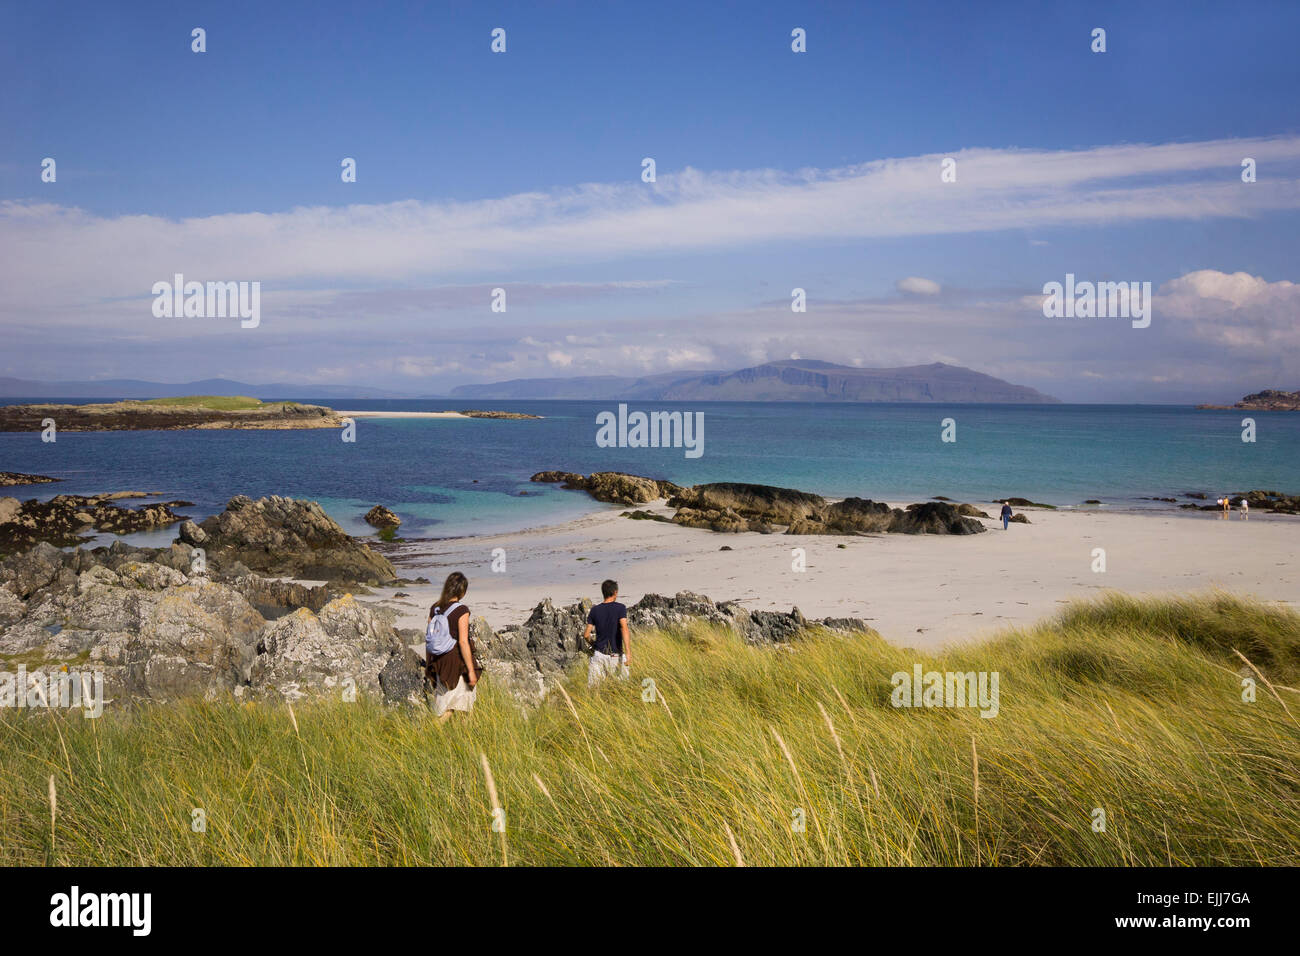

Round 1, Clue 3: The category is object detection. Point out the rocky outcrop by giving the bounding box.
[1,541,874,710]
[0,543,412,706]
[2,571,262,702]
[0,472,61,487]
[531,471,684,505]
[0,494,188,553]
[249,595,411,702]
[229,574,332,618]
[364,505,401,529]
[1240,490,1300,514]
[191,495,396,584]
[543,474,987,536]
[672,485,986,536]
[669,483,824,532]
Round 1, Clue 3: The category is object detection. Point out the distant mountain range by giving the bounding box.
[0,360,1060,404]
[450,360,1061,404]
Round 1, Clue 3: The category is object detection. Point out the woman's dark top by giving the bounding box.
[426,603,475,690]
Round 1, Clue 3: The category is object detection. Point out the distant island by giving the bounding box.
[0,396,539,432]
[1198,389,1300,411]
[0,375,412,400]
[450,360,1060,404]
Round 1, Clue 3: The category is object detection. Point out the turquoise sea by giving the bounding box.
[1,400,1296,539]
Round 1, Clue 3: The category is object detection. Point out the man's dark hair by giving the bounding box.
[601,579,618,599]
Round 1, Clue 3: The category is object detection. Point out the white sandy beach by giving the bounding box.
[334,410,470,419]
[358,502,1300,649]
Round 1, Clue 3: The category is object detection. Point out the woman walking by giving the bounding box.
[424,571,480,720]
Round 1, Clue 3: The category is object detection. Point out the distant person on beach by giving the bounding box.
[584,579,630,687]
[425,571,480,720]
[1221,495,1231,518]
[1000,502,1013,530]
[1240,498,1249,519]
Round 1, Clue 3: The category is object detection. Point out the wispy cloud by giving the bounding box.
[4,134,1298,312]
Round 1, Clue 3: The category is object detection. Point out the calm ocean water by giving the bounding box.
[2,399,1297,539]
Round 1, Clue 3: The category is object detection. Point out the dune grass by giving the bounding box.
[1,592,1297,866]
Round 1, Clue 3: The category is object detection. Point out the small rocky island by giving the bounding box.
[0,396,543,431]
[0,472,62,487]
[0,396,341,431]
[1198,389,1300,411]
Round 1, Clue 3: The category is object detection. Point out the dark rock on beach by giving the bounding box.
[542,473,986,536]
[531,471,684,506]
[364,505,401,529]
[1238,490,1300,514]
[621,509,671,522]
[672,485,985,536]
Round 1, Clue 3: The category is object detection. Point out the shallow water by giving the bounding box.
[2,398,1295,539]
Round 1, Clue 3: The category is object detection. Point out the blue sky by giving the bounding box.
[3,0,1299,401]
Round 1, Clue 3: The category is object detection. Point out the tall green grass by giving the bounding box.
[139,395,265,410]
[2,592,1297,866]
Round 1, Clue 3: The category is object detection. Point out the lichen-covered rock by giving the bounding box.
[116,561,188,590]
[0,575,263,702]
[232,575,332,618]
[0,541,65,598]
[0,585,24,628]
[177,520,207,546]
[379,644,427,706]
[249,594,406,701]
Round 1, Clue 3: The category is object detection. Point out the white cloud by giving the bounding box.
[545,350,573,367]
[896,276,941,296]
[1158,270,1300,351]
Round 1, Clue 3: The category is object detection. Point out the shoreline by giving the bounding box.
[334,410,469,419]
[353,499,1300,649]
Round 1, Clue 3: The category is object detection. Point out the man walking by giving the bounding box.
[584,579,630,687]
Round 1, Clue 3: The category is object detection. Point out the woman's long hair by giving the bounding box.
[435,571,468,613]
